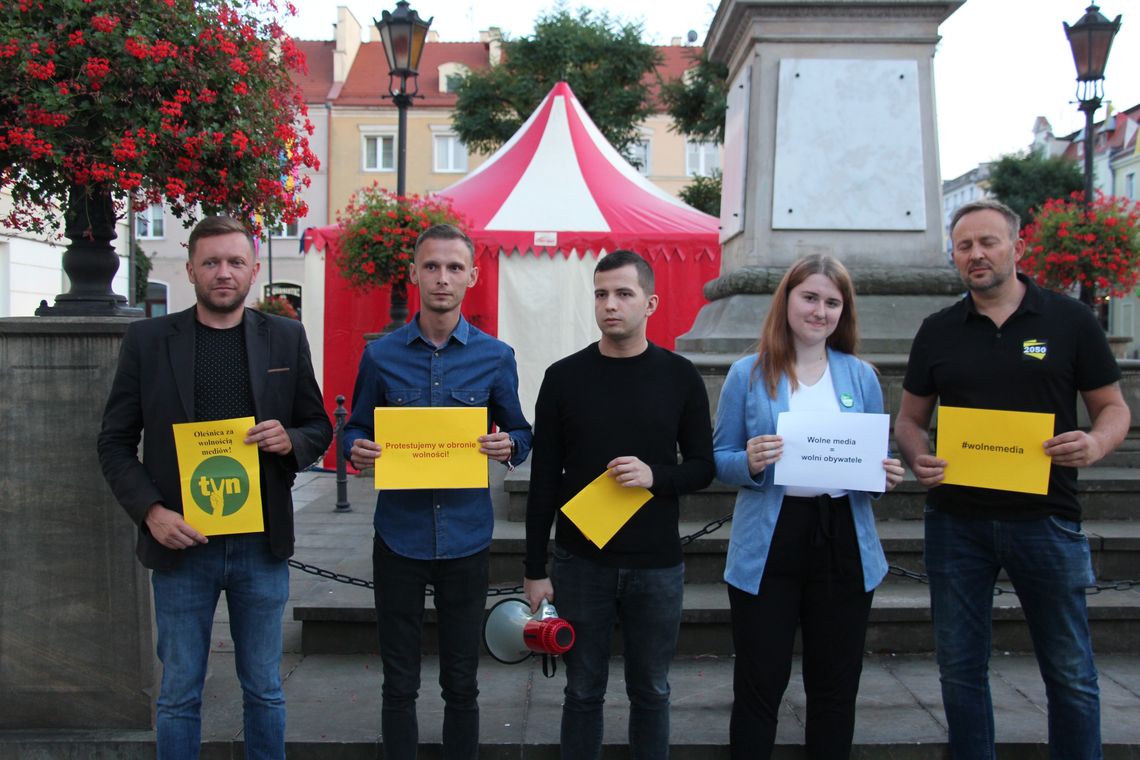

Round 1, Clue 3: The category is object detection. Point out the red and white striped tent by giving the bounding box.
[309,81,720,435]
[437,81,720,417]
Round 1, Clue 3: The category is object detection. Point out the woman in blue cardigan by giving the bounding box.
[713,254,904,759]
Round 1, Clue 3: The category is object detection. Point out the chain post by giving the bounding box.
[334,394,351,512]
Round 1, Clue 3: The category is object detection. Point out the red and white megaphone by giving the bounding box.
[483,598,575,665]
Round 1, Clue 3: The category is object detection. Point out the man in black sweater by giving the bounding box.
[524,250,714,759]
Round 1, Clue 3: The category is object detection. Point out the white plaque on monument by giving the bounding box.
[771,58,926,231]
[720,64,750,242]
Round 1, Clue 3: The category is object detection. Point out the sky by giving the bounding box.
[283,0,1140,181]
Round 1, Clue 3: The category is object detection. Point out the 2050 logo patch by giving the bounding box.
[1022,339,1048,361]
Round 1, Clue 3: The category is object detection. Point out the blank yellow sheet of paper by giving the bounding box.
[374,406,488,490]
[560,470,653,549]
[935,406,1054,495]
[172,417,264,536]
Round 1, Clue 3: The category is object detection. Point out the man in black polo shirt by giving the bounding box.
[895,199,1129,759]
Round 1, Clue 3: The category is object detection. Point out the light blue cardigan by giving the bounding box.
[714,348,889,594]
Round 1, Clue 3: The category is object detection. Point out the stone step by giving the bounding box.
[486,519,1140,585]
[7,652,1140,759]
[290,516,1140,589]
[293,579,1140,657]
[505,466,1140,522]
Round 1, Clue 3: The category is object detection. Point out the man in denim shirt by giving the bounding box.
[344,224,532,760]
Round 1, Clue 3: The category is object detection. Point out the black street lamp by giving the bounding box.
[1064,3,1121,306]
[375,0,432,201]
[375,0,432,331]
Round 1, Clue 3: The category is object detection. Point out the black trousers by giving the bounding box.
[373,535,489,760]
[728,495,874,760]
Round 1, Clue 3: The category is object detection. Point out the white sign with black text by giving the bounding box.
[774,411,890,493]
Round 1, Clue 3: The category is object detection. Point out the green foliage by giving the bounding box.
[132,240,152,304]
[987,151,1084,228]
[452,8,660,157]
[678,170,721,217]
[659,53,728,143]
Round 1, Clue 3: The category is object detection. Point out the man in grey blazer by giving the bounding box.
[98,215,331,760]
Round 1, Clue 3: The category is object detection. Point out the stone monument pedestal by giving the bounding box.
[680,0,965,414]
[0,318,153,729]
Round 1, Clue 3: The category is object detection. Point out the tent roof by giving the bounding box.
[438,82,720,261]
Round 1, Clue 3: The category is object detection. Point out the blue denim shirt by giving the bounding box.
[343,314,532,559]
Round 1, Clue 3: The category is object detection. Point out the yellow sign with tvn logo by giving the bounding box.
[934,406,1054,495]
[172,417,264,535]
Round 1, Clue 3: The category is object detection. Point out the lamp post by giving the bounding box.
[375,1,432,331]
[1064,3,1121,308]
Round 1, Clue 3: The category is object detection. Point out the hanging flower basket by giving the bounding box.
[1019,192,1140,299]
[254,295,298,320]
[333,182,466,292]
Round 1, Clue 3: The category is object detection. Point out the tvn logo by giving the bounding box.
[1022,339,1048,361]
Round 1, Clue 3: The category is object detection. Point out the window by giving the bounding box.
[685,140,720,177]
[438,62,470,93]
[1127,172,1136,200]
[626,140,651,176]
[272,221,300,238]
[263,282,302,319]
[433,133,468,173]
[135,204,165,239]
[144,281,168,318]
[363,133,395,171]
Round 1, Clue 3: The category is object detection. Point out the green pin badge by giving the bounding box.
[840,393,854,408]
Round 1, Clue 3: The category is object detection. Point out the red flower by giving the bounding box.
[91,14,120,33]
[1019,192,1140,299]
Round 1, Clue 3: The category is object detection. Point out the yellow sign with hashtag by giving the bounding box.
[935,406,1054,495]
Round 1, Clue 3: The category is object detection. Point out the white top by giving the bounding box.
[783,364,848,499]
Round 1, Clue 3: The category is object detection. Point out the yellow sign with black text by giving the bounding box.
[935,406,1054,495]
[373,407,488,490]
[172,417,264,536]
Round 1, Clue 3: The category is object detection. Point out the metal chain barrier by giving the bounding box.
[286,517,736,595]
[888,563,1140,596]
[679,513,734,545]
[290,514,1140,599]
[287,559,524,597]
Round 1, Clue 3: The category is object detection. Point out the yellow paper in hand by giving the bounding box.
[935,406,1054,495]
[374,406,488,490]
[172,417,263,536]
[560,470,653,549]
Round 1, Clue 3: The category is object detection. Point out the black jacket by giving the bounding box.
[98,306,332,569]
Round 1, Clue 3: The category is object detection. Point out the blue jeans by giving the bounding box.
[373,535,489,760]
[924,508,1101,760]
[151,534,289,760]
[552,547,684,760]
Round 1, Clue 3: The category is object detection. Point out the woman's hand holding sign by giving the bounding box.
[746,434,783,476]
[883,457,905,490]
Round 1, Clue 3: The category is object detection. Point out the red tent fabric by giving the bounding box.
[307,82,720,465]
